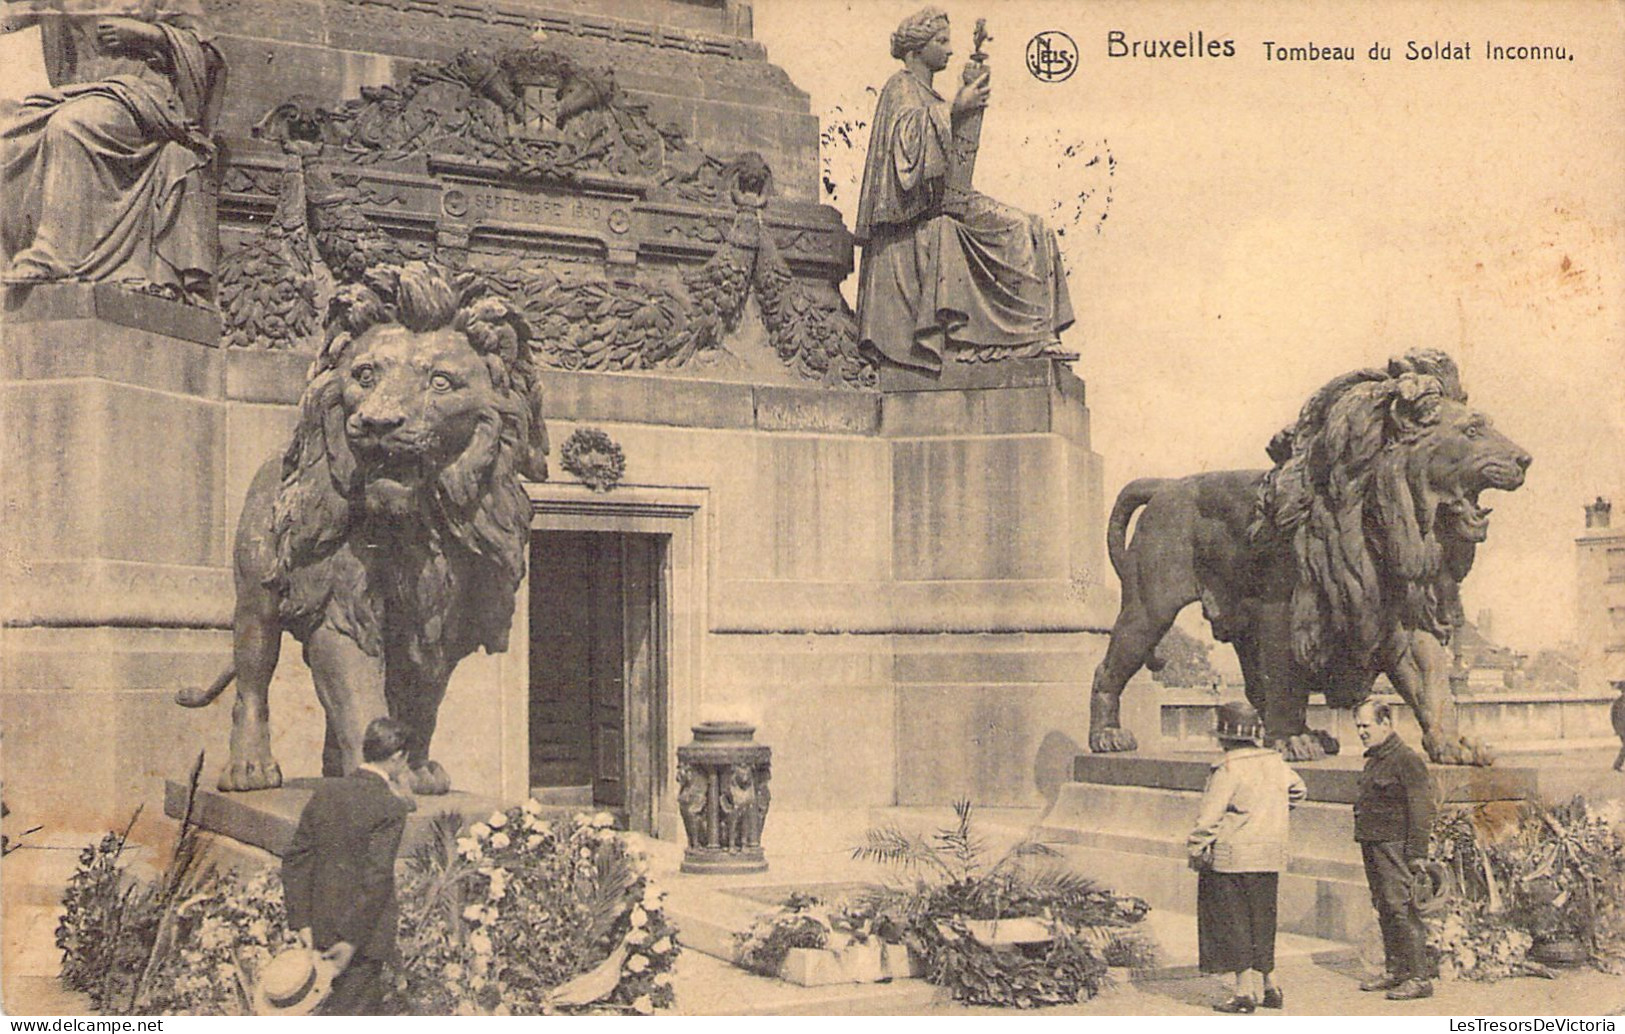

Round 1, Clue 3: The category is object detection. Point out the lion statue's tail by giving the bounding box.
[1106,478,1166,579]
[176,666,236,708]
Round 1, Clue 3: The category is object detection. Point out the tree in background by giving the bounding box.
[1525,647,1580,694]
[1150,625,1218,689]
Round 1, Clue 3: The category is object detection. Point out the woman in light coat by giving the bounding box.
[1188,700,1308,1013]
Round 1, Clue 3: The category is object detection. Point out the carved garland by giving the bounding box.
[216,162,316,351]
[559,428,627,492]
[218,156,427,352]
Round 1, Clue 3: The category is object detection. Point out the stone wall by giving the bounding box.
[0,0,1111,848]
[204,0,819,202]
[1,307,1109,839]
[214,356,1112,839]
[1142,684,1621,755]
[2,288,238,830]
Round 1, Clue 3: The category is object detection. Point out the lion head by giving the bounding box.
[1394,396,1530,547]
[1263,350,1530,682]
[270,262,548,658]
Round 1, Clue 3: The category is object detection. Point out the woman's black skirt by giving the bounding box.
[1197,870,1279,974]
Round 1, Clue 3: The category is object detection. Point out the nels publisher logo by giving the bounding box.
[1026,31,1078,82]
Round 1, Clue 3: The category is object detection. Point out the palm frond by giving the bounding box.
[131,752,211,1012]
[1007,840,1061,859]
[577,847,638,950]
[410,810,468,874]
[853,826,956,881]
[406,811,481,936]
[933,798,986,881]
[986,838,1061,879]
[1018,864,1104,902]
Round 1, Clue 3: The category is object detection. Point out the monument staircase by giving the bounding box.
[1037,750,1541,949]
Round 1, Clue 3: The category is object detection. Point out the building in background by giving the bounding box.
[1577,497,1625,695]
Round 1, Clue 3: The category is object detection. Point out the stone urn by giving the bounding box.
[677,722,771,874]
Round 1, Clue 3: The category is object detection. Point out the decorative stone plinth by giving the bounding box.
[162,778,505,859]
[677,722,771,875]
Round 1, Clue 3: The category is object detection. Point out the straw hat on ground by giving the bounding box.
[252,945,348,1016]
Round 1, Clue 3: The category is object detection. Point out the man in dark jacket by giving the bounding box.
[1353,700,1435,1001]
[282,716,416,1015]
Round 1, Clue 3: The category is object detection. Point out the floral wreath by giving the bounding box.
[560,427,626,492]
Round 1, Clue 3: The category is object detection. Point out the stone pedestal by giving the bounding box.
[677,722,771,874]
[1,284,229,627]
[1039,751,1538,946]
[162,778,506,859]
[1,285,234,831]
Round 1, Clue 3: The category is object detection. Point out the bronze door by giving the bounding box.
[528,531,664,829]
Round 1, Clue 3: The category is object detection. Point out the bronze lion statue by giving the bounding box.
[178,263,549,793]
[1088,350,1529,765]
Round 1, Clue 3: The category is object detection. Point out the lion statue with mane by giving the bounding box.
[1088,349,1530,766]
[178,262,549,793]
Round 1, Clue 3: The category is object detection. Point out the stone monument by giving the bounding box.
[1,1,231,827]
[854,7,1074,375]
[2,0,1112,848]
[1086,350,1532,765]
[2,0,226,301]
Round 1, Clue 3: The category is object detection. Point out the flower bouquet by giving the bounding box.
[392,804,680,1014]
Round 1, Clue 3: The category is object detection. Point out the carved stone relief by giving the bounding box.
[218,48,874,389]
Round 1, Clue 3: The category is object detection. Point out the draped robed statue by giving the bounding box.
[2,0,225,301]
[855,6,1074,373]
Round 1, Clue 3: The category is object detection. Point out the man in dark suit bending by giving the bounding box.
[283,716,417,1015]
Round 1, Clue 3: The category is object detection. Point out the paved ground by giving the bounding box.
[10,925,1621,1018]
[6,752,1624,1017]
[662,762,1625,1017]
[658,927,1625,1017]
[914,955,1625,1017]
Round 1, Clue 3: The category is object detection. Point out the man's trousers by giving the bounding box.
[1361,841,1428,979]
[319,957,386,1015]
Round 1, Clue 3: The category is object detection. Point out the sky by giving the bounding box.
[753,0,1625,653]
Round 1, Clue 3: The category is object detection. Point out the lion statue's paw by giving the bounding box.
[411,760,452,795]
[1424,733,1495,767]
[1088,727,1139,753]
[218,753,283,792]
[1278,733,1328,762]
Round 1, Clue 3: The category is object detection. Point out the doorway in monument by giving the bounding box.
[528,531,667,833]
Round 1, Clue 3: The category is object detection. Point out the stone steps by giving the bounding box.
[1036,751,1540,947]
[1038,772,1376,945]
